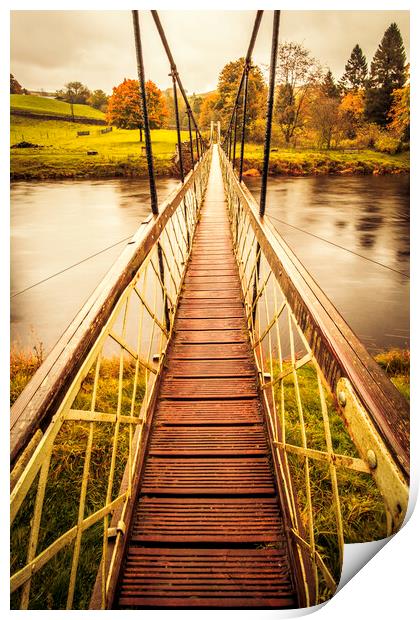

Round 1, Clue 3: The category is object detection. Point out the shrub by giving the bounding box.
[374,133,401,155]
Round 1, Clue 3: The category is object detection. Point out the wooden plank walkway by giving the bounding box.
[116,146,297,609]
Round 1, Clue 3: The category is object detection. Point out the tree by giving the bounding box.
[388,65,410,141]
[274,42,322,144]
[339,90,365,138]
[274,83,296,144]
[215,58,267,130]
[199,92,222,129]
[10,74,23,94]
[340,44,368,92]
[88,89,109,111]
[146,80,169,129]
[191,93,203,116]
[365,23,406,125]
[106,78,168,141]
[321,69,339,99]
[310,95,342,149]
[63,81,91,104]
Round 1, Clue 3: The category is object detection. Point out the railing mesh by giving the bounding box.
[219,145,408,605]
[10,150,211,610]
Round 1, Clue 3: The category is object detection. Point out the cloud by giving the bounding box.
[10,10,409,94]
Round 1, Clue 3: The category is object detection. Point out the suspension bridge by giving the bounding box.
[10,10,409,610]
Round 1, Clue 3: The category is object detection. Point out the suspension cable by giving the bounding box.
[259,10,280,217]
[266,213,410,278]
[221,11,263,148]
[132,10,158,215]
[151,10,205,153]
[11,235,134,298]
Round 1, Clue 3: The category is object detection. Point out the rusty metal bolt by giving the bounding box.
[367,449,377,470]
[338,391,346,407]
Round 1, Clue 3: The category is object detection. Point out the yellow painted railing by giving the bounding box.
[219,144,409,606]
[10,148,211,610]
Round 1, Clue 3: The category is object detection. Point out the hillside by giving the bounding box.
[10,94,105,121]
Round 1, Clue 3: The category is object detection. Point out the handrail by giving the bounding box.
[10,150,211,610]
[220,146,409,480]
[219,144,409,605]
[10,157,209,467]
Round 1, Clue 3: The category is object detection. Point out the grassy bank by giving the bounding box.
[10,116,188,180]
[11,354,145,609]
[11,94,105,121]
[10,347,409,607]
[242,144,409,176]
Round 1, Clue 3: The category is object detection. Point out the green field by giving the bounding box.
[11,94,105,120]
[11,115,188,179]
[10,95,409,179]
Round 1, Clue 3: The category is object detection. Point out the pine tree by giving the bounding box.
[321,70,339,99]
[340,44,368,92]
[365,23,406,125]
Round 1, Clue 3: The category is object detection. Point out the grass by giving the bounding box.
[10,353,145,609]
[11,94,105,120]
[374,348,410,402]
[11,115,189,179]
[10,347,409,607]
[273,352,410,600]
[243,144,410,176]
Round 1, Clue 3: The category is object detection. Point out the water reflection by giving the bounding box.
[11,177,180,352]
[11,174,409,355]
[245,175,409,353]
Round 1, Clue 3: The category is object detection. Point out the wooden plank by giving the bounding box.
[114,146,296,611]
[155,400,262,425]
[160,377,257,399]
[167,358,254,377]
[168,343,250,359]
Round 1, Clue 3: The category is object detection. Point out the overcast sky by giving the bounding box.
[10,10,409,95]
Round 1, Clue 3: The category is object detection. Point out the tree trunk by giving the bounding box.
[139,126,143,142]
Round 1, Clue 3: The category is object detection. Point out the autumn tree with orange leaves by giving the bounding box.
[106,78,168,141]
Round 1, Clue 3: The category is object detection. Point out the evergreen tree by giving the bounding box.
[321,70,339,99]
[340,44,368,92]
[365,23,406,125]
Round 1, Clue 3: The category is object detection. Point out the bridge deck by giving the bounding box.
[116,147,297,609]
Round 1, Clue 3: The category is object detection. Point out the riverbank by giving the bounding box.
[11,115,409,180]
[242,145,410,177]
[10,116,188,180]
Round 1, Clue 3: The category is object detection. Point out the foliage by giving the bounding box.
[10,94,105,120]
[106,78,168,134]
[339,44,368,92]
[275,42,322,144]
[374,132,401,155]
[10,73,23,94]
[388,76,410,140]
[321,70,339,99]
[215,57,267,130]
[199,92,221,129]
[88,89,109,111]
[146,80,169,129]
[339,90,365,138]
[365,23,407,125]
[310,93,342,149]
[55,82,91,104]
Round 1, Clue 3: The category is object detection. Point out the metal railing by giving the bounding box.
[219,144,409,606]
[10,148,211,610]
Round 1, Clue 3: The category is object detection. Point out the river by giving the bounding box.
[11,175,409,355]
